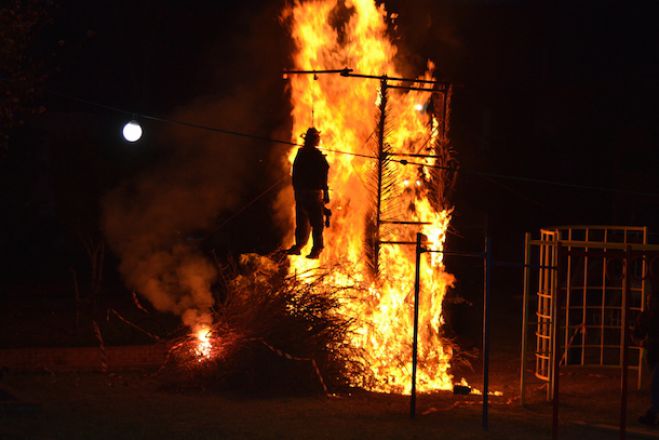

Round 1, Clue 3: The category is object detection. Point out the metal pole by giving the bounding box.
[639,227,648,390]
[549,232,559,400]
[482,236,492,430]
[620,246,631,440]
[552,243,562,440]
[520,232,532,405]
[374,78,388,273]
[410,232,423,419]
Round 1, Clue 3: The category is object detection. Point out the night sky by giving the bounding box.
[2,0,659,300]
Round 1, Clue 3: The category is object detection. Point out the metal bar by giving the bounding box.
[620,230,628,367]
[482,236,492,430]
[564,229,572,366]
[380,220,432,225]
[639,227,647,389]
[379,240,417,246]
[521,233,531,406]
[343,71,449,86]
[425,250,483,258]
[492,261,559,269]
[410,232,423,419]
[387,84,447,93]
[568,287,644,292]
[528,240,659,251]
[581,227,589,366]
[538,232,546,393]
[552,243,563,440]
[282,68,354,76]
[620,246,631,440]
[384,152,443,159]
[550,232,559,400]
[601,229,608,366]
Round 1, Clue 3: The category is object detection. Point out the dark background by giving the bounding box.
[1,0,658,345]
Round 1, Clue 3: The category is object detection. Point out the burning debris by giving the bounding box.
[104,0,464,396]
[279,0,458,393]
[157,254,358,393]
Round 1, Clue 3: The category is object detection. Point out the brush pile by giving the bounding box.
[158,254,360,394]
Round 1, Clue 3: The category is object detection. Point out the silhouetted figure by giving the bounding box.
[634,289,659,426]
[286,127,329,259]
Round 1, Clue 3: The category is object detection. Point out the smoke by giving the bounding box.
[102,95,253,329]
[102,11,289,331]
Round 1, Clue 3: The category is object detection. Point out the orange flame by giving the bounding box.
[281,0,456,394]
[194,326,213,361]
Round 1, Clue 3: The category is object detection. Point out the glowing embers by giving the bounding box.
[194,326,214,361]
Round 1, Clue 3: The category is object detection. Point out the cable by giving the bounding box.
[50,90,659,199]
[50,90,376,159]
[389,157,659,199]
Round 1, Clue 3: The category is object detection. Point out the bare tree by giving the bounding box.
[0,0,50,157]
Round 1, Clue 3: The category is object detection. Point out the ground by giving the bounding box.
[1,289,658,439]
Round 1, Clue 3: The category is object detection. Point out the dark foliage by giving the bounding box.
[158,254,360,395]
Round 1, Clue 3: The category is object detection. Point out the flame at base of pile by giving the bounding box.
[157,255,356,394]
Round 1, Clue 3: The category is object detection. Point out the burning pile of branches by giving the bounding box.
[158,254,361,394]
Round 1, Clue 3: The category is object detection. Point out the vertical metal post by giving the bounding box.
[620,246,631,440]
[549,233,559,400]
[552,243,562,440]
[374,78,388,273]
[601,229,608,366]
[581,228,589,367]
[564,229,572,365]
[482,236,492,430]
[410,232,423,419]
[639,227,648,390]
[520,232,531,406]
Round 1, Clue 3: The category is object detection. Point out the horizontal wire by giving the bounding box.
[50,90,659,199]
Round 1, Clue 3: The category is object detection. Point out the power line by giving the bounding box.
[390,158,659,199]
[50,90,659,199]
[50,90,374,159]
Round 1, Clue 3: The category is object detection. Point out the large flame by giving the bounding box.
[281,0,456,394]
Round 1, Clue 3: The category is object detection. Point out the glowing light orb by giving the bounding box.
[122,120,142,142]
[414,103,424,112]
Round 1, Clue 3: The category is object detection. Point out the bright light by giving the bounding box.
[414,103,424,112]
[122,120,142,142]
[195,327,213,360]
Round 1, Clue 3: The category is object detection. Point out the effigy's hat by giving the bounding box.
[301,127,321,139]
